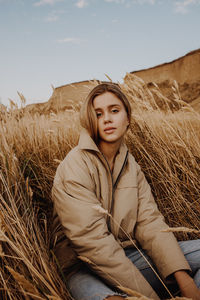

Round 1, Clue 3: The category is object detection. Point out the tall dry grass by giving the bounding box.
[0,111,80,299]
[0,73,200,299]
[122,74,200,240]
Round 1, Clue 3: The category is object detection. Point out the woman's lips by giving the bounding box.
[104,127,116,134]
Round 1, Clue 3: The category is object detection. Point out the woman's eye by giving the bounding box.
[96,112,102,118]
[111,109,119,113]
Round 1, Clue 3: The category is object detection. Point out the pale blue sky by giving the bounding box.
[0,0,200,106]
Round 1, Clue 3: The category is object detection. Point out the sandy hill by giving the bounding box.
[131,49,200,111]
[22,49,200,115]
[46,80,97,112]
[24,80,98,115]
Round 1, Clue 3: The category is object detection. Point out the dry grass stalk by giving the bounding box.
[53,159,62,164]
[0,162,69,298]
[78,255,95,265]
[92,204,110,216]
[125,297,152,300]
[172,298,192,300]
[123,290,192,300]
[161,227,200,234]
[0,245,4,256]
[46,296,63,300]
[0,215,6,242]
[6,266,42,299]
[0,213,6,256]
[118,286,152,299]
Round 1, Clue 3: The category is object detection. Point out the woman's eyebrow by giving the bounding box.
[94,104,121,111]
[109,104,121,108]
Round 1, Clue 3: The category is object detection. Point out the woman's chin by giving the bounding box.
[100,136,122,145]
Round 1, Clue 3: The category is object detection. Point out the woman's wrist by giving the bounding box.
[174,270,193,285]
[174,270,200,299]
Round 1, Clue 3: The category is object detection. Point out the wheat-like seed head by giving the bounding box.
[92,204,110,216]
[78,255,95,265]
[161,227,200,234]
[7,266,42,297]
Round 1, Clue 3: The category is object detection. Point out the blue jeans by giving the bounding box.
[67,240,200,300]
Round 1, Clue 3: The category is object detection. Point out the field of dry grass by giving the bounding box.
[0,74,200,299]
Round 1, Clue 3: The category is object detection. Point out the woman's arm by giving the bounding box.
[134,162,191,279]
[134,162,200,299]
[174,271,200,299]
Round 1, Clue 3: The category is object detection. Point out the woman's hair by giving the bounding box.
[80,82,132,143]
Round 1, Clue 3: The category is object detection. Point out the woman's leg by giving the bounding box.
[66,265,126,300]
[66,239,200,300]
[125,239,200,299]
[125,247,175,299]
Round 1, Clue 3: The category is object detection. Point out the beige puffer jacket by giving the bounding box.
[51,128,190,299]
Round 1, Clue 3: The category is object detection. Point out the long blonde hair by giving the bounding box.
[80,82,132,143]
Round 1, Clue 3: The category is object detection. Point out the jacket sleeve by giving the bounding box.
[52,150,159,299]
[134,163,191,280]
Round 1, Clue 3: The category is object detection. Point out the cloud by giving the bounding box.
[0,0,25,3]
[104,0,125,3]
[44,9,65,22]
[174,0,200,14]
[104,0,200,11]
[104,0,155,4]
[34,0,63,7]
[75,0,88,8]
[32,0,200,12]
[132,0,156,4]
[57,37,86,44]
[45,14,59,22]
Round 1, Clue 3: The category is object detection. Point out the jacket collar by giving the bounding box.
[78,128,100,153]
[78,128,128,184]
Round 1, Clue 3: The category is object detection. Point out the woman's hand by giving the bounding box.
[174,270,200,300]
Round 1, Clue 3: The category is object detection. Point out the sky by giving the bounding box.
[0,0,200,106]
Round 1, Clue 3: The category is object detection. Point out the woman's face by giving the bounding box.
[93,92,129,145]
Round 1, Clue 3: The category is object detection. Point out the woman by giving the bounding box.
[52,83,200,300]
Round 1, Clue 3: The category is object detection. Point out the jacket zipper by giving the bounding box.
[100,152,113,227]
[101,151,129,232]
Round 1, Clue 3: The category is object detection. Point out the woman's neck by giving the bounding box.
[98,139,122,171]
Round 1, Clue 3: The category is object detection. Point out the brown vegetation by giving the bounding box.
[0,74,200,299]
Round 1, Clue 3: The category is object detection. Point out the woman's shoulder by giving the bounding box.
[53,147,97,190]
[56,146,94,178]
[63,145,82,160]
[59,146,86,169]
[126,151,143,176]
[127,151,138,167]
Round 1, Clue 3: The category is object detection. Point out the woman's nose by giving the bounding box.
[104,112,111,123]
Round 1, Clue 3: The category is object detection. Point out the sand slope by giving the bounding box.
[131,49,200,110]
